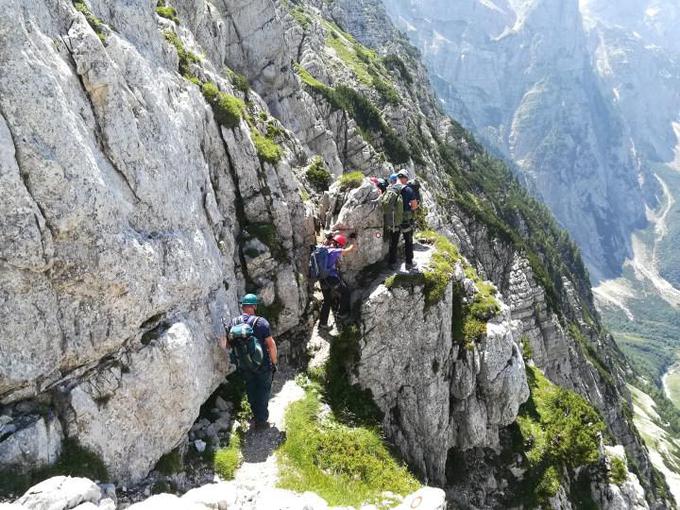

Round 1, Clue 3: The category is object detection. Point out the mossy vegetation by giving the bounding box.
[163,30,200,80]
[72,0,107,42]
[201,82,245,129]
[293,65,409,164]
[609,455,628,486]
[336,171,365,191]
[278,389,419,507]
[228,70,250,93]
[290,6,312,29]
[213,432,242,480]
[382,54,413,84]
[436,123,592,316]
[251,130,282,165]
[306,156,332,192]
[512,366,606,507]
[0,438,109,498]
[155,1,179,24]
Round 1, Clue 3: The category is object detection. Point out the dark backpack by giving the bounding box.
[381,183,404,231]
[408,179,421,202]
[309,246,331,281]
[228,316,264,372]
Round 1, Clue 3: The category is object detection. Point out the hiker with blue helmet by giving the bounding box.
[385,169,419,270]
[221,293,278,429]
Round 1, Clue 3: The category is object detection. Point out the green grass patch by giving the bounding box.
[290,6,312,29]
[278,389,419,507]
[201,82,245,129]
[609,455,628,486]
[73,0,107,42]
[163,30,200,80]
[306,156,332,192]
[512,365,606,507]
[213,432,242,480]
[0,438,109,498]
[228,70,250,93]
[156,5,179,24]
[336,171,365,191]
[251,130,282,165]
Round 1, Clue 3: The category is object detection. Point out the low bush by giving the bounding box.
[252,130,282,164]
[163,30,200,79]
[213,433,242,480]
[201,82,245,129]
[336,171,365,191]
[306,156,332,192]
[155,5,179,24]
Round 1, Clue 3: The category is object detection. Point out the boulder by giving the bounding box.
[0,415,62,471]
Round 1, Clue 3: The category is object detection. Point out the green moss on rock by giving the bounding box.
[73,0,107,42]
[336,171,365,191]
[306,156,332,192]
[252,130,282,164]
[164,30,200,80]
[201,82,245,129]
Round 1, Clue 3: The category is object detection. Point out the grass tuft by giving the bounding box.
[609,455,628,486]
[73,0,107,42]
[155,5,179,24]
[252,130,283,164]
[201,82,245,129]
[277,390,419,507]
[163,30,200,80]
[213,433,242,480]
[336,171,365,191]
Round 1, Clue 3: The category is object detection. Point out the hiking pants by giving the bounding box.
[388,223,413,265]
[242,368,273,423]
[319,276,351,326]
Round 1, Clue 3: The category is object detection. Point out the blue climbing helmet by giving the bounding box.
[389,173,398,183]
[240,293,259,306]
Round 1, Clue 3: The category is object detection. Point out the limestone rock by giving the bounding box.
[0,415,62,471]
[17,477,102,510]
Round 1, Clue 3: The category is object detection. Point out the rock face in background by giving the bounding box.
[0,0,670,506]
[381,0,654,282]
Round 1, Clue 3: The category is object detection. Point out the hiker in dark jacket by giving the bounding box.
[221,293,278,429]
[319,233,356,329]
[388,170,419,270]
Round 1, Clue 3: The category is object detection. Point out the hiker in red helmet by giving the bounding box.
[317,231,356,329]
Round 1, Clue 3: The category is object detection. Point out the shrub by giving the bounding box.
[382,54,413,84]
[163,30,200,79]
[306,156,332,192]
[155,5,179,24]
[290,6,312,29]
[213,433,242,480]
[337,171,365,191]
[252,130,282,164]
[373,77,400,105]
[513,366,606,507]
[201,83,245,129]
[609,455,628,486]
[230,71,250,93]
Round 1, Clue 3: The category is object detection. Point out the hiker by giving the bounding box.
[385,170,419,270]
[310,232,357,329]
[369,176,388,194]
[222,294,278,429]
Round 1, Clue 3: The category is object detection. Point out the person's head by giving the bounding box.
[332,234,347,248]
[389,173,398,184]
[397,169,409,184]
[240,293,259,314]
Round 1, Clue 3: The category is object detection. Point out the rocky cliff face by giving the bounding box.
[381,0,655,282]
[0,0,670,508]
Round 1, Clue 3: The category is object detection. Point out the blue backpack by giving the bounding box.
[309,246,331,281]
[228,316,264,372]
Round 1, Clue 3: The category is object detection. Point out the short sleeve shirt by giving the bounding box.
[231,313,272,368]
[326,248,343,278]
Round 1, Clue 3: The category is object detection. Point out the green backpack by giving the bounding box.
[382,183,404,231]
[228,316,264,372]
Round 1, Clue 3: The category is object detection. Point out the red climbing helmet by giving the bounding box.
[333,234,347,248]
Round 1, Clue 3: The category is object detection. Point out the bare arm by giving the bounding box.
[342,243,357,255]
[264,336,278,366]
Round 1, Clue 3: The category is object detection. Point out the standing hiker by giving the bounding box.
[222,293,278,429]
[309,232,357,329]
[385,170,419,270]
